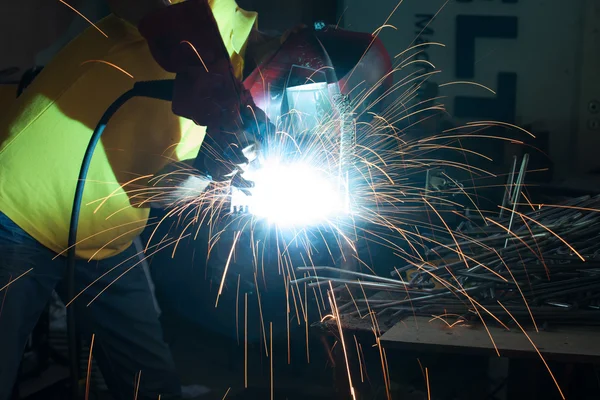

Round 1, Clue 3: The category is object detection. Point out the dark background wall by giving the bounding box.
[238,0,338,31]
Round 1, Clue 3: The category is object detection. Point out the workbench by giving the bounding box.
[321,315,600,399]
[380,317,600,399]
[381,317,600,363]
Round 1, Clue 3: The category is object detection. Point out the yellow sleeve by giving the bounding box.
[209,0,258,79]
[0,0,257,260]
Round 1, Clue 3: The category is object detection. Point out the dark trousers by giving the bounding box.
[0,212,181,400]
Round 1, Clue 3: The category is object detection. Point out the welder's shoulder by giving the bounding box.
[0,15,172,139]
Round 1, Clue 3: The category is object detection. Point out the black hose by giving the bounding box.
[66,80,174,399]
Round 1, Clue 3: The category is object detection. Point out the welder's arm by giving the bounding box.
[149,156,255,210]
[148,159,211,209]
[137,0,271,187]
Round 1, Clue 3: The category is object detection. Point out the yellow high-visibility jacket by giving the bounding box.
[0,0,256,260]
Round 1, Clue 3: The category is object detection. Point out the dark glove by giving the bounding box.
[138,0,272,187]
[192,104,273,193]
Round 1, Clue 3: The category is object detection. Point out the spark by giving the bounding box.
[484,217,543,261]
[305,281,310,363]
[336,6,348,29]
[134,370,141,400]
[426,367,431,400]
[244,293,248,388]
[439,81,496,94]
[85,334,95,400]
[216,231,242,307]
[0,268,33,292]
[465,121,536,138]
[518,214,550,280]
[382,346,392,400]
[80,60,134,78]
[499,206,585,261]
[254,273,269,356]
[407,0,451,50]
[520,203,600,213]
[58,0,108,37]
[0,274,10,319]
[372,24,398,36]
[236,274,240,345]
[341,0,405,91]
[91,174,154,214]
[221,388,231,400]
[286,278,291,364]
[353,335,364,382]
[328,282,356,400]
[497,301,565,399]
[394,42,446,59]
[428,314,465,328]
[417,358,426,380]
[52,218,156,259]
[270,322,274,400]
[423,198,468,268]
[494,249,539,332]
[180,41,209,72]
[420,144,493,161]
[66,237,184,308]
[423,133,524,145]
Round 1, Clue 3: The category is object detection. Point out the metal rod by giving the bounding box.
[504,154,529,248]
[294,266,409,286]
[499,155,518,219]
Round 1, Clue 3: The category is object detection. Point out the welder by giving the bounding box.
[0,1,391,399]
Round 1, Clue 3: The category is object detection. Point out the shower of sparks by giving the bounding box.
[52,0,595,398]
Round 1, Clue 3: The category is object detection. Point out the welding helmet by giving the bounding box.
[243,24,393,136]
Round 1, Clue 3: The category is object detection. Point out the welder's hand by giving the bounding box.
[138,0,275,190]
[195,107,274,192]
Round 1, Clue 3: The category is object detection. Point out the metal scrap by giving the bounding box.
[293,194,600,328]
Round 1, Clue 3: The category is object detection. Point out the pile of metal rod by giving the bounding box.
[294,191,600,328]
